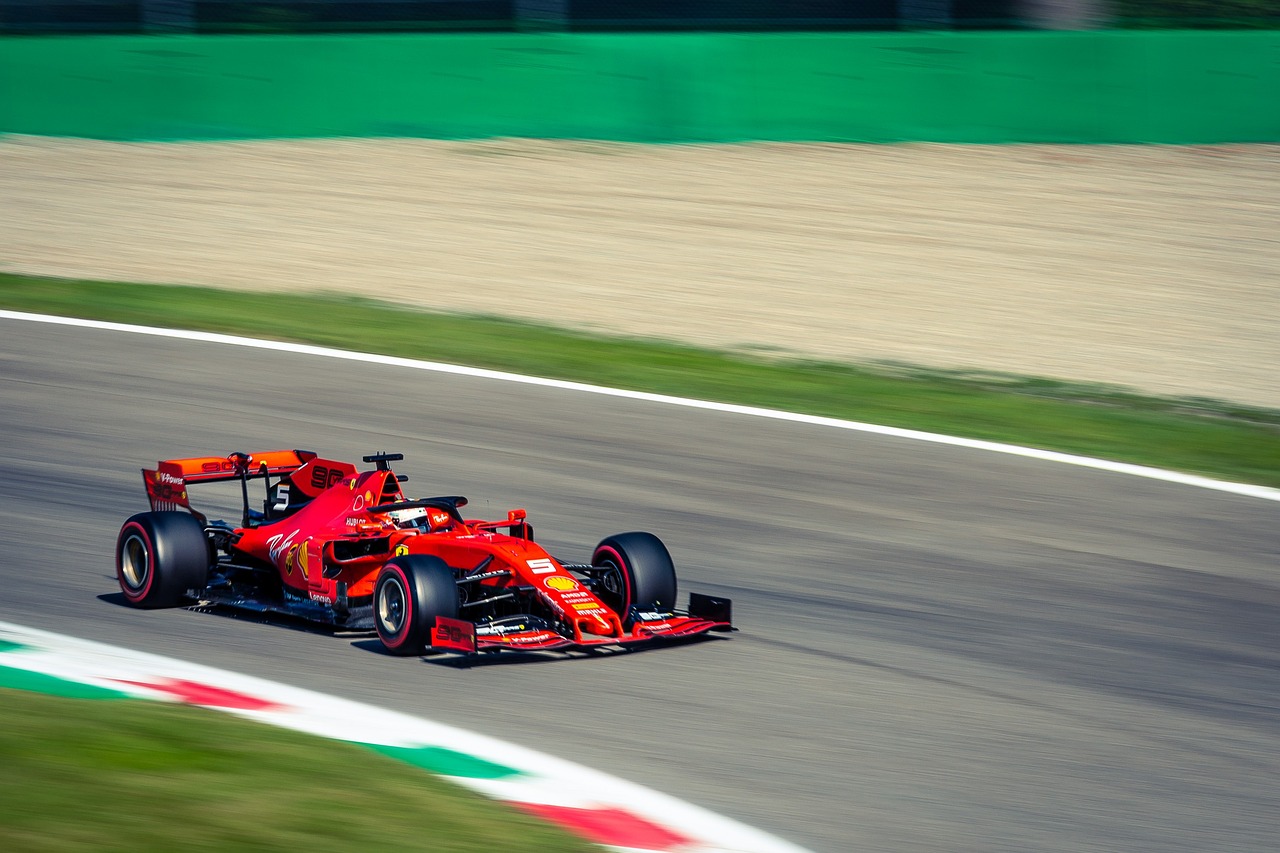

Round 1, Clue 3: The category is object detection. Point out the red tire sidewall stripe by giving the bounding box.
[117,521,155,603]
[380,564,415,650]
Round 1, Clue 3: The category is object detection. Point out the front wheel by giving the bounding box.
[116,511,210,608]
[374,555,459,656]
[592,532,678,623]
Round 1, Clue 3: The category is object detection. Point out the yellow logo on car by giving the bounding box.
[545,576,579,591]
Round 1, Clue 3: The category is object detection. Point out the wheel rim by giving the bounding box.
[596,558,627,614]
[120,533,150,593]
[377,576,407,636]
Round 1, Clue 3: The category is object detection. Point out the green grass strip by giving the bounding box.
[2,274,1277,488]
[0,687,597,853]
[0,664,133,700]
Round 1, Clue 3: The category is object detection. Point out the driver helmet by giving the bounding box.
[387,506,429,529]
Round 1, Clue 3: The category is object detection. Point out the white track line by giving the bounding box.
[3,309,1277,502]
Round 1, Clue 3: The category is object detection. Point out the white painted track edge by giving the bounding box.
[3,310,1276,503]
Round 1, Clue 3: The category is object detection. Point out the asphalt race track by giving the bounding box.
[2,316,1278,853]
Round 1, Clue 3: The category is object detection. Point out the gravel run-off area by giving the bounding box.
[3,136,1277,409]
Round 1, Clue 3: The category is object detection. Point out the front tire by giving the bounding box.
[116,511,210,608]
[592,532,678,623]
[374,555,459,656]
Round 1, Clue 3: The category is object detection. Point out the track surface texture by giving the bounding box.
[2,319,1278,852]
[2,138,1279,408]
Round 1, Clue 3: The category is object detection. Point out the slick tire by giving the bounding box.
[374,555,459,656]
[592,531,678,624]
[116,511,211,609]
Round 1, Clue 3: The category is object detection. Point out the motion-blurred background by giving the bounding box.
[1,0,1276,33]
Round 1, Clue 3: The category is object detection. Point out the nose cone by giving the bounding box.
[579,612,621,638]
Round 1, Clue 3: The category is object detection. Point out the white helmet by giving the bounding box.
[387,506,429,529]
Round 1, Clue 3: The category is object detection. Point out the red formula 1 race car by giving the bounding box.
[115,450,732,656]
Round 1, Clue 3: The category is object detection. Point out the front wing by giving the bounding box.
[432,594,733,654]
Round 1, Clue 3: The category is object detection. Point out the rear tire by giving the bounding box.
[374,555,459,656]
[592,532,678,623]
[116,511,210,608]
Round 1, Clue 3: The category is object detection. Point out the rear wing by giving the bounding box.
[142,449,322,515]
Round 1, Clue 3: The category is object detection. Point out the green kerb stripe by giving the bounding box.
[0,663,133,700]
[368,743,526,781]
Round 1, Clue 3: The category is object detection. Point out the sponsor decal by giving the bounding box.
[267,529,300,563]
[150,483,185,502]
[526,558,556,575]
[476,623,529,636]
[504,632,561,644]
[148,469,188,503]
[429,510,452,528]
[308,592,333,605]
[544,576,579,591]
[572,602,605,613]
[434,622,473,648]
[364,490,373,504]
[344,516,363,527]
[309,465,344,491]
[636,611,674,621]
[298,544,309,578]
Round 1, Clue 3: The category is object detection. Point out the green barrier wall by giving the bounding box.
[2,32,1278,143]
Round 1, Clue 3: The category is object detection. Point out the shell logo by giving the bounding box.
[544,576,579,591]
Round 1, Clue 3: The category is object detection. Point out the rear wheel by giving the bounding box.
[116,511,210,608]
[592,532,678,623]
[374,555,459,656]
